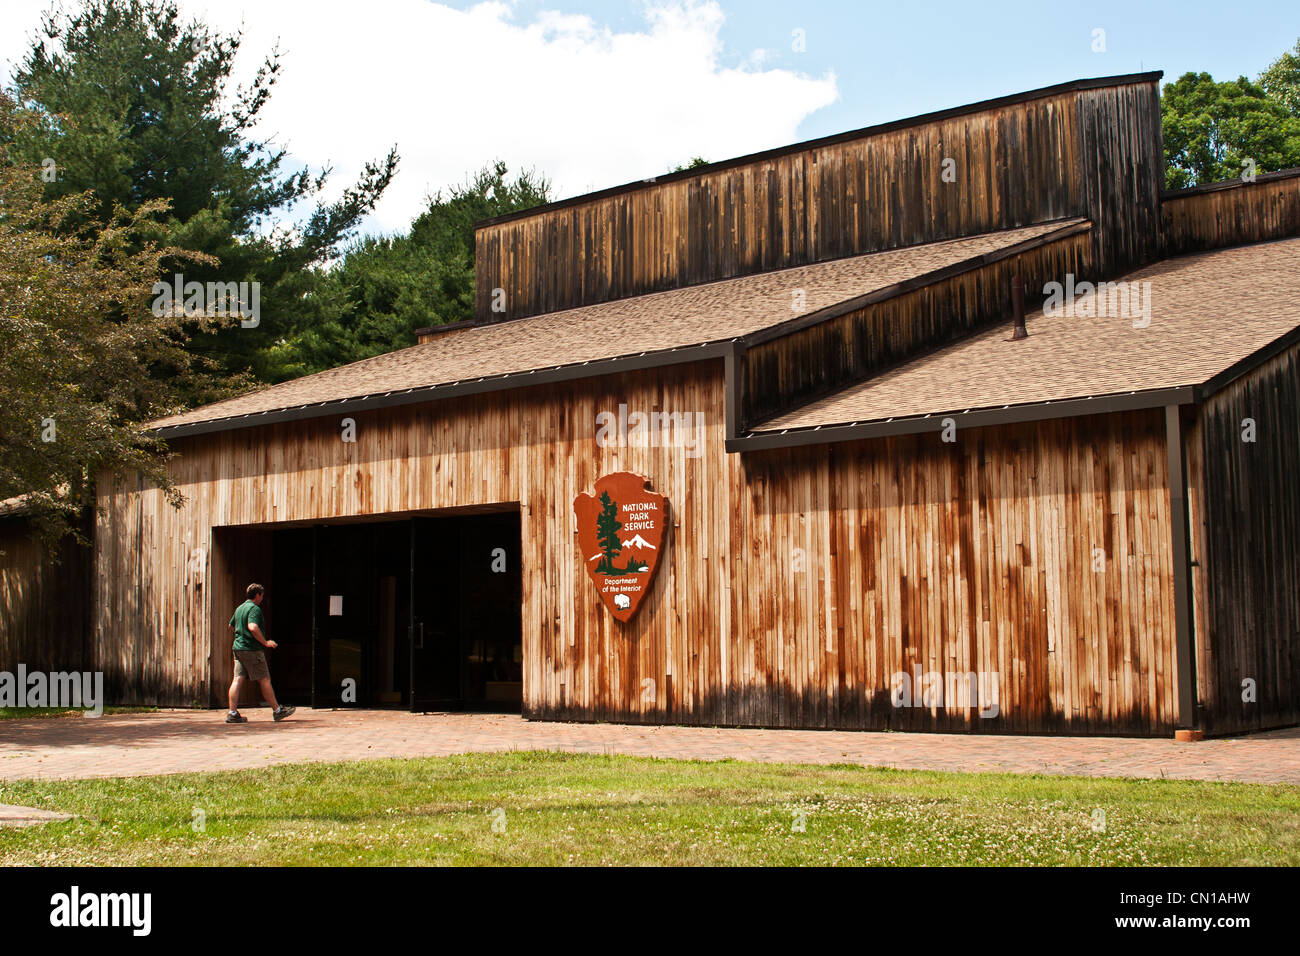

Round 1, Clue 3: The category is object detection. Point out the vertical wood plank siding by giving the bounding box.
[1186,344,1300,734]
[94,366,1178,734]
[1161,171,1300,256]
[0,515,94,679]
[475,81,1161,322]
[743,231,1092,427]
[731,409,1178,735]
[1076,83,1165,274]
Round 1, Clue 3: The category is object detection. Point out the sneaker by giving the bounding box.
[225,711,247,724]
[272,705,296,722]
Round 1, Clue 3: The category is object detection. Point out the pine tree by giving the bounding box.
[6,0,398,392]
[595,492,623,574]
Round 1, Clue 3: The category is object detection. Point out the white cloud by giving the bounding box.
[2,0,838,235]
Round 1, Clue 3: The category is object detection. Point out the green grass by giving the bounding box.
[0,707,158,720]
[1,751,1296,866]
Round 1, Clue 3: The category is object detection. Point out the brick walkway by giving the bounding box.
[0,709,1296,784]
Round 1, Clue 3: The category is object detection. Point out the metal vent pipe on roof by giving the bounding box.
[1007,275,1028,340]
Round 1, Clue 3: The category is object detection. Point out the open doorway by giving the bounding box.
[410,511,522,712]
[307,520,412,708]
[213,508,521,712]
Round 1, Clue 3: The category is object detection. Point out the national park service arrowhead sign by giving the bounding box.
[574,472,667,623]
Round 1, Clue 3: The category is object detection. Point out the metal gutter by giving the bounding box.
[725,387,1195,453]
[1165,404,1199,730]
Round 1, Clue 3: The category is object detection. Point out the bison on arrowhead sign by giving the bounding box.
[574,472,667,622]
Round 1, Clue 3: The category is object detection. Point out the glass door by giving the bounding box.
[410,517,461,711]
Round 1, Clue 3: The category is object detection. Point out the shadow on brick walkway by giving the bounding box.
[0,710,1297,784]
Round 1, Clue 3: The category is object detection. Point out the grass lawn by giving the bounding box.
[1,751,1297,866]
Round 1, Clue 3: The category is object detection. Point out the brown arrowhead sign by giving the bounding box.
[574,472,667,623]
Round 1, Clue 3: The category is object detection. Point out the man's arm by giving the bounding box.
[248,622,277,650]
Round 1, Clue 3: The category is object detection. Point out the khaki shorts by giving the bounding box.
[233,649,270,681]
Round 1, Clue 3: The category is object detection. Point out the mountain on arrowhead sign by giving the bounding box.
[574,472,667,622]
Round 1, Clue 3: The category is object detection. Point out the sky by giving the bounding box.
[2,0,1298,237]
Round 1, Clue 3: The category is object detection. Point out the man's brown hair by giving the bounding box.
[246,583,265,600]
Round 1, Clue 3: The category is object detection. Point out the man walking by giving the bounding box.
[227,583,295,723]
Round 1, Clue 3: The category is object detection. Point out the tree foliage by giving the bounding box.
[0,95,228,545]
[1161,59,1300,189]
[1260,39,1300,117]
[273,161,551,377]
[4,0,398,391]
[670,156,709,172]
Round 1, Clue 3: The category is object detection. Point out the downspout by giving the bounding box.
[1165,404,1199,733]
[724,341,746,442]
[311,524,319,711]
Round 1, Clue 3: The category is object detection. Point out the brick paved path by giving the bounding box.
[0,710,1296,784]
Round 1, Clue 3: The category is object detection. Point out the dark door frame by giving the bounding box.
[310,523,319,711]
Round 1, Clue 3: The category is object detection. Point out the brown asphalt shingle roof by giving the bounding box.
[759,238,1300,433]
[149,220,1076,431]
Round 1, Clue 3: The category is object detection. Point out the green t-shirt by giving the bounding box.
[230,600,264,652]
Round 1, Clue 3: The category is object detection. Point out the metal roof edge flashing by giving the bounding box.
[725,387,1195,453]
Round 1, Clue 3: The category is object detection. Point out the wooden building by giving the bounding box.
[4,71,1299,735]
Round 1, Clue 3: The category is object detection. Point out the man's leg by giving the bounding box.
[256,677,279,712]
[228,674,246,712]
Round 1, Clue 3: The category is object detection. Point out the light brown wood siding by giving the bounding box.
[93,364,1179,733]
[475,79,1161,322]
[728,409,1179,734]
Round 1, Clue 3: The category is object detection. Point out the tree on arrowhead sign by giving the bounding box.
[574,472,667,622]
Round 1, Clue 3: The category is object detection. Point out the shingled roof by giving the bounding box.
[747,238,1300,442]
[150,219,1078,435]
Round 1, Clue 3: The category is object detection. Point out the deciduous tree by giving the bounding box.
[0,96,226,545]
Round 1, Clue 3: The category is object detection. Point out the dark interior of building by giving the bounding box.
[244,509,521,712]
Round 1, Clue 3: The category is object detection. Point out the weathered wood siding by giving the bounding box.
[94,364,1179,733]
[0,515,93,678]
[476,78,1161,322]
[1076,82,1166,274]
[93,475,210,705]
[744,229,1092,427]
[1161,170,1300,256]
[96,365,732,711]
[727,410,1179,734]
[1185,344,1300,734]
